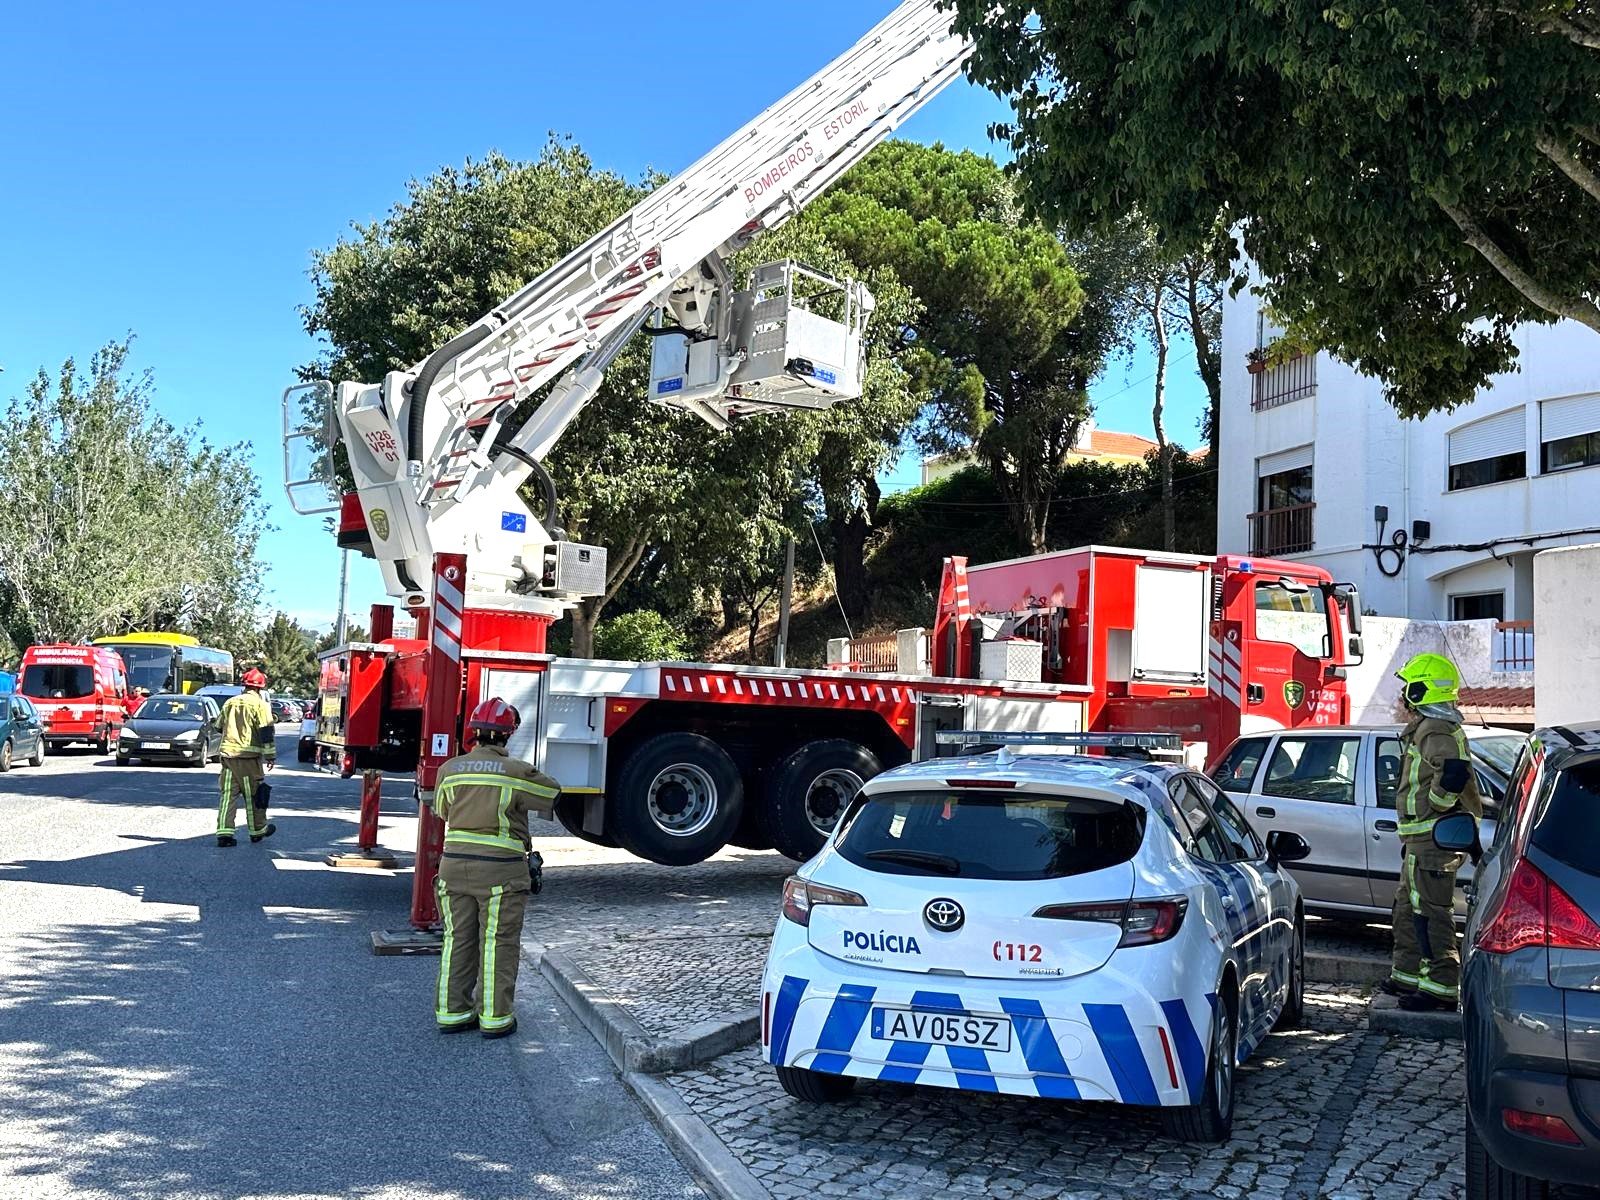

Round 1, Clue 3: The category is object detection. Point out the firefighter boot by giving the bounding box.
[482,1017,518,1040]
[250,822,277,844]
[216,835,237,848]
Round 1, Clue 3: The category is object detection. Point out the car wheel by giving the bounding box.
[1467,1107,1549,1200]
[775,1065,856,1103]
[1161,989,1237,1143]
[1276,915,1306,1030]
[28,738,45,767]
[610,733,743,866]
[0,739,12,773]
[553,792,621,848]
[762,739,881,862]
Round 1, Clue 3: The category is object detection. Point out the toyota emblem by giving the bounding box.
[923,898,965,932]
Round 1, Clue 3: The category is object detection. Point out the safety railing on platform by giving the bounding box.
[1493,621,1535,672]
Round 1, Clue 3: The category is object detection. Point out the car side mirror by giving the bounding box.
[1266,830,1311,867]
[1432,812,1481,858]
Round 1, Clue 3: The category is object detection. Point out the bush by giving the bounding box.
[594,610,689,662]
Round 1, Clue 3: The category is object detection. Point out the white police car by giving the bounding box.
[760,734,1311,1141]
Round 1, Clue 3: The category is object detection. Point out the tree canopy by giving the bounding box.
[948,0,1600,416]
[0,340,269,653]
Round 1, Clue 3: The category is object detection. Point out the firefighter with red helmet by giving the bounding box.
[432,697,560,1037]
[216,668,277,848]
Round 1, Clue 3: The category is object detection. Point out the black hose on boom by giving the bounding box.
[406,321,498,464]
[493,440,567,541]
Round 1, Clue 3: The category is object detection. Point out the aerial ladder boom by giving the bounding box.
[309,1,971,608]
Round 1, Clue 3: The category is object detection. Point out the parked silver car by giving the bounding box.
[1210,724,1525,919]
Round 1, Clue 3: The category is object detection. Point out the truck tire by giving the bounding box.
[610,733,743,866]
[554,793,620,849]
[763,739,881,862]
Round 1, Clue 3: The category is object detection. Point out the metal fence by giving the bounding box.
[1247,502,1316,556]
[1493,621,1535,672]
[1251,353,1318,410]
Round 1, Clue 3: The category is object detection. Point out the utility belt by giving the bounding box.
[442,847,545,894]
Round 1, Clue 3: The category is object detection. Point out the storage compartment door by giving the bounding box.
[480,668,546,769]
[1131,566,1208,683]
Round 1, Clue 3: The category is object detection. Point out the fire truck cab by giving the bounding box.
[934,546,1364,763]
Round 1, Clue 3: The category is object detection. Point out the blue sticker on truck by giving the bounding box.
[501,512,527,533]
[656,378,685,394]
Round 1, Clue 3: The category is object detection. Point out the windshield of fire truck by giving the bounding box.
[1254,582,1333,659]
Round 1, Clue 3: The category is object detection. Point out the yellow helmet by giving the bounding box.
[1396,653,1462,707]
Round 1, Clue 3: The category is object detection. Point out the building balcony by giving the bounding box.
[1492,621,1535,672]
[1248,502,1316,557]
[1250,352,1317,411]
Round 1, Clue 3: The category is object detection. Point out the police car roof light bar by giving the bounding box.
[935,731,1184,751]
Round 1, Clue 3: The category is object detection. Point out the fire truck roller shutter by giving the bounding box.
[609,732,745,866]
[761,738,883,862]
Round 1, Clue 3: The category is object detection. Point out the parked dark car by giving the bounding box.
[270,698,302,724]
[0,692,47,771]
[116,694,222,767]
[1438,722,1600,1199]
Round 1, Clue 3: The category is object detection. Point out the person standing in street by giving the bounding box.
[432,698,560,1038]
[216,669,277,848]
[1384,653,1483,1011]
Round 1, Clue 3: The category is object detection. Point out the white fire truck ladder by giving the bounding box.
[317,1,971,605]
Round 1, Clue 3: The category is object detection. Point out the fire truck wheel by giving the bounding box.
[765,739,881,862]
[611,733,743,866]
[553,793,620,848]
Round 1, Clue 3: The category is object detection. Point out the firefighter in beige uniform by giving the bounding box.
[1385,653,1483,1011]
[433,698,559,1037]
[216,668,277,848]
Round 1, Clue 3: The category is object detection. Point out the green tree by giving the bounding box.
[949,0,1600,415]
[258,612,318,696]
[802,141,1101,554]
[0,340,269,651]
[593,610,689,662]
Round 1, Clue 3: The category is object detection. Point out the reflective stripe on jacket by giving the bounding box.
[220,691,276,759]
[435,745,560,858]
[1397,714,1483,842]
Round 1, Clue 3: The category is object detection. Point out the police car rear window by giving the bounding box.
[835,790,1144,881]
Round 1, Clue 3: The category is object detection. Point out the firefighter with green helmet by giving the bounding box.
[1383,652,1483,1011]
[432,698,560,1038]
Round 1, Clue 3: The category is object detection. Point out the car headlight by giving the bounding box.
[175,730,200,742]
[118,728,137,741]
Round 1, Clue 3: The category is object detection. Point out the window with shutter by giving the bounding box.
[1448,407,1526,491]
[1541,394,1600,474]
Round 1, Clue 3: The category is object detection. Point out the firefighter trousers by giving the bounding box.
[217,756,268,837]
[1391,845,1465,1001]
[435,854,530,1032]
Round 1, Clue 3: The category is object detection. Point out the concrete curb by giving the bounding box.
[626,1071,770,1200]
[1307,951,1389,985]
[529,944,759,1074]
[1369,992,1462,1041]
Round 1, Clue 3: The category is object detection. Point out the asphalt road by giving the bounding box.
[0,732,704,1200]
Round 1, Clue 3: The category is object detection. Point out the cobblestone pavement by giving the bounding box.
[668,986,1473,1200]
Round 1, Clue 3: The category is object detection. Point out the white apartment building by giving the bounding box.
[1217,288,1600,627]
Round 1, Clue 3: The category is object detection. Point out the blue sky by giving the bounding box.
[0,1,1206,631]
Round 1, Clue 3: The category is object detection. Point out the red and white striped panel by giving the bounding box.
[1207,630,1242,708]
[433,567,465,665]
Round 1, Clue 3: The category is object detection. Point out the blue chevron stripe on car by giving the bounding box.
[808,983,875,1074]
[910,990,998,1092]
[1083,1003,1158,1106]
[769,975,808,1066]
[999,996,1081,1100]
[1159,998,1207,1104]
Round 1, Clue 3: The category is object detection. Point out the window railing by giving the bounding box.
[827,632,899,672]
[1251,353,1317,411]
[1247,502,1316,556]
[1493,621,1535,672]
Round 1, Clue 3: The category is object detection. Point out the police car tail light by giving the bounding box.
[1034,897,1188,947]
[781,876,866,927]
[1476,857,1600,954]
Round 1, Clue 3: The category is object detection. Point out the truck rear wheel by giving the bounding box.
[764,739,881,862]
[553,793,620,849]
[610,733,743,866]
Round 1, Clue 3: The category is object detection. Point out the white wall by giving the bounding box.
[1344,617,1503,726]
[1534,544,1600,726]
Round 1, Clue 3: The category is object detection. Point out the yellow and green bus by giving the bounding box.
[92,633,234,696]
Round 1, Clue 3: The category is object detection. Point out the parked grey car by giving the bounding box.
[1437,722,1600,1199]
[1210,725,1524,919]
[116,694,222,766]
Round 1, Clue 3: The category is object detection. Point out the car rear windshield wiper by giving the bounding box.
[864,848,962,875]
